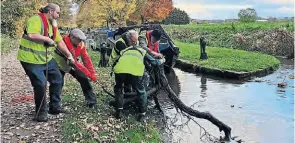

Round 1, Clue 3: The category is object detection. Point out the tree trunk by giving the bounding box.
[141,15,145,24]
[158,67,232,141]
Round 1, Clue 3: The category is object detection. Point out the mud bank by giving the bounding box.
[175,59,279,80]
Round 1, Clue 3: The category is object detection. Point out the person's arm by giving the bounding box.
[56,40,73,58]
[138,36,148,50]
[74,62,92,78]
[55,30,73,58]
[25,16,53,44]
[27,34,53,43]
[80,46,95,76]
[144,53,165,66]
[138,36,162,58]
[116,41,127,52]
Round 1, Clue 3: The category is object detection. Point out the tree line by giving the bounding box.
[1,0,192,38]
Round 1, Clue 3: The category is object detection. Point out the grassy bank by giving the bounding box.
[175,41,280,72]
[1,35,20,54]
[165,22,294,32]
[60,50,160,142]
[163,22,294,58]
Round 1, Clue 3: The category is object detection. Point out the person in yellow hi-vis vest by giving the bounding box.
[17,3,74,122]
[109,30,140,94]
[112,30,165,122]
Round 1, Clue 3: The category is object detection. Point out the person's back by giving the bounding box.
[113,46,147,76]
[109,33,128,66]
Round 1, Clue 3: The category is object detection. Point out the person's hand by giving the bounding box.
[159,58,166,64]
[155,53,163,58]
[90,74,97,82]
[67,55,75,67]
[151,51,163,58]
[45,38,55,47]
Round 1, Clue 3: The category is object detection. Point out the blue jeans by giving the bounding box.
[21,59,63,112]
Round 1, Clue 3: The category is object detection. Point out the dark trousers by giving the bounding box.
[114,73,147,113]
[60,69,97,105]
[21,59,63,113]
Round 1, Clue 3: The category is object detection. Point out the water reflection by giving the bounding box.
[164,58,294,143]
[200,75,207,98]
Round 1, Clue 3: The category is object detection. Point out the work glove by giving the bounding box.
[67,56,75,67]
[90,74,97,82]
[159,58,166,65]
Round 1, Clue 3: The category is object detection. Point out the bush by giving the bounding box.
[163,22,294,58]
[238,8,257,23]
[1,35,20,54]
[1,0,25,38]
[163,8,190,25]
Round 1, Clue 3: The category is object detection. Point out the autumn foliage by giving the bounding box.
[1,0,73,38]
[2,0,175,36]
[129,0,173,24]
[76,0,136,28]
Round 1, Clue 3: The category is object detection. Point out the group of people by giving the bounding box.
[18,3,165,123]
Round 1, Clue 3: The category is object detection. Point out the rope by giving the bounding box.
[35,44,49,119]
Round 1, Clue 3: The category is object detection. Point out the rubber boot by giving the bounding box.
[114,88,123,119]
[137,112,147,123]
[86,103,98,109]
[109,100,116,107]
[115,109,123,119]
[48,107,69,115]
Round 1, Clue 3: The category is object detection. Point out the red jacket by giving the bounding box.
[146,30,159,53]
[63,34,96,78]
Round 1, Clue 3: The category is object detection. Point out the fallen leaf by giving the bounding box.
[91,126,99,132]
[115,125,121,129]
[145,134,153,139]
[5,132,14,136]
[35,125,41,130]
[20,123,25,128]
[43,123,49,127]
[107,123,113,127]
[84,123,92,130]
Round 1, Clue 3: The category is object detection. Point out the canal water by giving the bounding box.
[162,58,294,143]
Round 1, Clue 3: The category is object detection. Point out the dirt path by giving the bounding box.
[1,49,62,143]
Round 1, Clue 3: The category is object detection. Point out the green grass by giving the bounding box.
[60,49,160,142]
[163,22,294,58]
[164,22,294,32]
[116,122,160,143]
[175,41,280,72]
[1,35,20,54]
